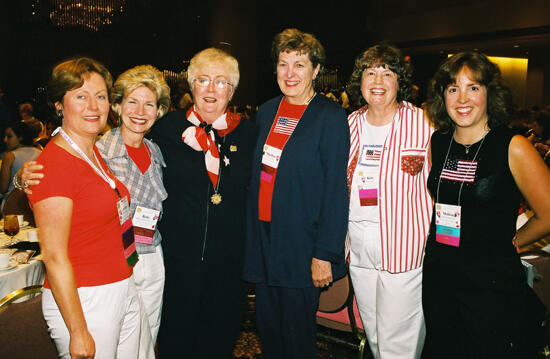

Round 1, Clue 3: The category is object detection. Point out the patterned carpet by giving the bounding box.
[232,295,367,359]
[232,326,363,359]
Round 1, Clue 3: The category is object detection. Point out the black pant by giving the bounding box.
[423,281,544,359]
[158,255,247,359]
[255,283,321,359]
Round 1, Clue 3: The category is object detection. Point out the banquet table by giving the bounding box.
[0,227,45,300]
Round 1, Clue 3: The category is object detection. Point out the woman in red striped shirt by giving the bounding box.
[346,44,433,359]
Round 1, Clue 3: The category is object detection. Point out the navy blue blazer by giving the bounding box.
[243,94,350,288]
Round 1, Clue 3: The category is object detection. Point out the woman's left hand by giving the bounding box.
[311,258,333,287]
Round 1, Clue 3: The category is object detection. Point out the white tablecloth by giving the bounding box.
[0,258,45,300]
[0,227,45,300]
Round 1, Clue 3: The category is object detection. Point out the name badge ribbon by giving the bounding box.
[435,202,461,247]
[132,206,160,245]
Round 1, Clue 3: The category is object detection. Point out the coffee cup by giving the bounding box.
[27,230,38,242]
[0,253,10,268]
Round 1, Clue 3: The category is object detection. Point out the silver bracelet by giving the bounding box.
[13,173,28,190]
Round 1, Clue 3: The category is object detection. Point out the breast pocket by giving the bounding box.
[400,148,427,176]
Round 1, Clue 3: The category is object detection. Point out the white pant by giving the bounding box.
[42,276,142,359]
[133,245,165,359]
[348,221,425,359]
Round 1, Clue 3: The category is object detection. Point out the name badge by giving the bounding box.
[132,206,160,245]
[435,203,461,247]
[261,144,282,169]
[117,196,131,226]
[359,145,382,167]
[358,172,378,206]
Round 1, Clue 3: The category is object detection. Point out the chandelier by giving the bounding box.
[48,0,127,31]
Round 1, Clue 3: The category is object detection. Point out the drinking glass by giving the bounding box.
[4,215,20,243]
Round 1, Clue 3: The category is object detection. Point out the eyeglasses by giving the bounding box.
[194,76,233,90]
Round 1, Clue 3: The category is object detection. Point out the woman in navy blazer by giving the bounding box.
[244,28,349,359]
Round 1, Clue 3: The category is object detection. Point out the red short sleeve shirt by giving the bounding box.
[28,142,132,288]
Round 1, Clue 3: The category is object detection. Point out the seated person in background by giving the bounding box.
[0,121,41,202]
[18,102,36,123]
[25,117,50,149]
[530,111,550,161]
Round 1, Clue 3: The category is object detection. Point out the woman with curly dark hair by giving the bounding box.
[423,51,550,358]
[346,44,433,359]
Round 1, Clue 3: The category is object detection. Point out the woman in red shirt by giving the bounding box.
[28,57,141,359]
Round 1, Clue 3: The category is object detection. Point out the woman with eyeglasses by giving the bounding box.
[149,48,258,358]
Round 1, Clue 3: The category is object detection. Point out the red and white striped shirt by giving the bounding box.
[347,102,434,273]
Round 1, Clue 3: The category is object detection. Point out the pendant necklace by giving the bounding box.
[210,136,226,205]
[211,168,222,205]
[305,92,316,105]
[457,128,489,154]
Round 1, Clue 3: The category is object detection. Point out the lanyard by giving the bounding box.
[53,127,119,196]
[436,131,487,206]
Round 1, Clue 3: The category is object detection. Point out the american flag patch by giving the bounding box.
[363,149,382,161]
[441,158,478,183]
[274,116,299,135]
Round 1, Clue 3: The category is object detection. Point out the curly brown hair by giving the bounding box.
[347,44,413,107]
[271,28,325,73]
[425,51,513,132]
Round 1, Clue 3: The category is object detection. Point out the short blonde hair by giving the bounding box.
[187,48,240,90]
[111,65,171,118]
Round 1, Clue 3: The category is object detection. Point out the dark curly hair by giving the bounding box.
[271,28,325,74]
[425,51,513,132]
[347,44,413,107]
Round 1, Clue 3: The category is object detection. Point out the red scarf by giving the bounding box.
[181,106,241,187]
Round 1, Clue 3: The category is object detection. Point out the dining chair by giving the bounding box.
[3,188,35,227]
[0,285,59,359]
[316,272,369,359]
[521,250,550,358]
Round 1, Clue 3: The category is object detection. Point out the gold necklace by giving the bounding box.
[305,92,316,105]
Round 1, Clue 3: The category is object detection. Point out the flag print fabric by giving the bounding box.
[273,116,299,135]
[440,158,478,183]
